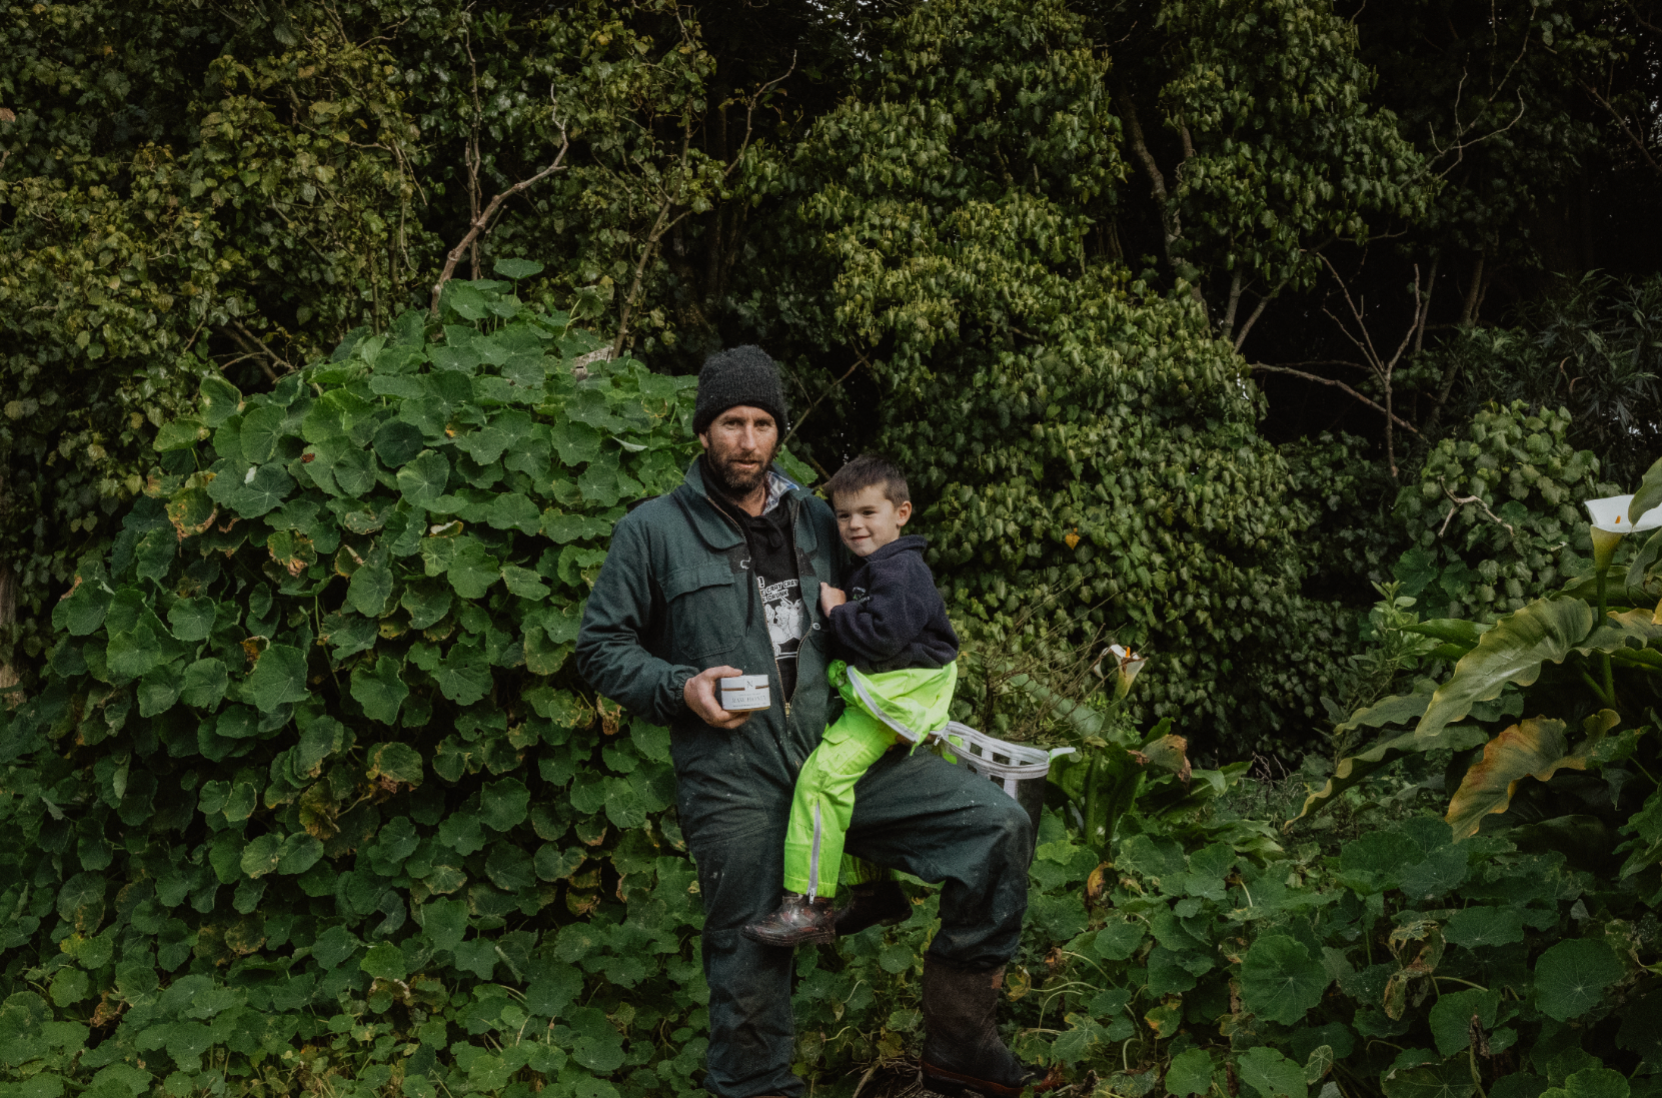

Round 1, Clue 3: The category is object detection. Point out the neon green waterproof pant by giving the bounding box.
[783,660,958,898]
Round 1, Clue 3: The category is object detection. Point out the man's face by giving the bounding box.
[699,405,779,497]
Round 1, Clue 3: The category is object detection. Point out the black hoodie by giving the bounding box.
[827,535,959,673]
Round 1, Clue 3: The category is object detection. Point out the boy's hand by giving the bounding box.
[820,585,847,615]
[684,665,753,730]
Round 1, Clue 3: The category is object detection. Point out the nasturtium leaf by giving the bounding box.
[276,833,324,875]
[1428,988,1500,1056]
[1382,1058,1478,1098]
[55,580,111,636]
[348,542,393,616]
[241,834,282,879]
[137,666,181,717]
[565,1006,626,1073]
[421,897,469,952]
[361,940,408,981]
[1237,1046,1307,1098]
[16,1074,66,1098]
[1166,1049,1214,1097]
[1241,935,1329,1025]
[216,704,258,739]
[133,527,175,583]
[239,406,285,463]
[398,450,451,506]
[373,419,425,467]
[328,443,377,498]
[367,742,423,787]
[485,844,536,891]
[486,492,541,534]
[541,511,613,544]
[435,642,492,705]
[1446,906,1525,950]
[527,964,583,1017]
[453,938,499,979]
[243,644,308,713]
[167,598,216,642]
[1534,938,1622,1021]
[444,539,501,598]
[494,258,544,279]
[1147,945,1201,995]
[313,926,362,969]
[401,578,453,629]
[502,564,550,601]
[352,656,409,725]
[534,845,584,881]
[50,967,89,1008]
[552,419,602,465]
[199,374,243,427]
[232,465,295,517]
[481,778,531,831]
[1540,1069,1632,1098]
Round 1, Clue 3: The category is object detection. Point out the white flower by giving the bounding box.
[1095,643,1147,699]
[1585,495,1662,569]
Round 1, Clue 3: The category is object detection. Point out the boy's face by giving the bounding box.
[833,484,912,558]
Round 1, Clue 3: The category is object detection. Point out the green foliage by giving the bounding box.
[1394,402,1611,623]
[0,286,725,1096]
[768,0,1368,754]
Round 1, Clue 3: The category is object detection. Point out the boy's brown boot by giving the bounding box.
[920,957,1043,1097]
[835,880,913,936]
[741,892,838,947]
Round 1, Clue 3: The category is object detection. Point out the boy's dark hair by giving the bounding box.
[824,453,910,508]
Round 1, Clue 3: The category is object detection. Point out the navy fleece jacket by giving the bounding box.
[827,534,959,673]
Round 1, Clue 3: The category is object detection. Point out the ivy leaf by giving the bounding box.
[1241,935,1329,1025]
[1534,938,1622,1021]
[351,656,408,724]
[494,258,544,279]
[243,644,308,713]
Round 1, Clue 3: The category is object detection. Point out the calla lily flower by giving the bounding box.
[1585,495,1662,569]
[1095,644,1147,699]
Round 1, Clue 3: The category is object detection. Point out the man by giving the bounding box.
[575,346,1037,1098]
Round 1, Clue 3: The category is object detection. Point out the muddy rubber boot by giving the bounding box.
[835,880,913,936]
[741,892,838,947]
[920,957,1041,1097]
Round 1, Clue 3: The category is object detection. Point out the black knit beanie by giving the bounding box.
[693,345,789,436]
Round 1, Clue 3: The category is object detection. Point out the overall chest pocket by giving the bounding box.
[662,562,744,662]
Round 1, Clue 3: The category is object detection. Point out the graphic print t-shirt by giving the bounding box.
[739,505,805,699]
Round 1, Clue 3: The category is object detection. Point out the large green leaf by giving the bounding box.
[1240,935,1328,1025]
[1295,724,1488,822]
[1381,1058,1478,1098]
[1445,713,1616,840]
[351,656,408,724]
[1415,598,1595,743]
[1236,1046,1306,1098]
[243,645,308,713]
[1534,939,1622,1021]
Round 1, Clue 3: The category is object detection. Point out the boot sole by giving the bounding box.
[922,1062,1026,1098]
[740,925,837,947]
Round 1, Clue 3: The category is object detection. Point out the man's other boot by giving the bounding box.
[835,880,912,936]
[741,892,838,947]
[920,956,1039,1097]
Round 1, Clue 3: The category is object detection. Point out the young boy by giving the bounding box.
[741,454,960,947]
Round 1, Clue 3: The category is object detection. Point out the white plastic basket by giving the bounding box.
[937,722,1075,843]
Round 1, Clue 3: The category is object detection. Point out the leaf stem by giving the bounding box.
[1599,565,1618,706]
[1434,975,1489,991]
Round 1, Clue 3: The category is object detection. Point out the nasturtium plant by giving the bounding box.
[0,283,730,1096]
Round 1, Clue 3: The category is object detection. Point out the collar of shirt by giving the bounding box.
[760,469,791,516]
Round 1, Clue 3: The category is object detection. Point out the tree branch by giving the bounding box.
[1247,364,1419,434]
[430,110,570,316]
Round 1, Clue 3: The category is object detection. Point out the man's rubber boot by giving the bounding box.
[920,957,1043,1097]
[835,880,913,936]
[741,892,838,947]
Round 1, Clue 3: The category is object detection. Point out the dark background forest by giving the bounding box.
[4,0,1661,756]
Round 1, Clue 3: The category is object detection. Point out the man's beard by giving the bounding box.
[705,442,777,499]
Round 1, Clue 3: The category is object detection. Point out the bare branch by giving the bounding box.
[1574,74,1662,179]
[430,110,570,316]
[1232,275,1288,352]
[783,352,868,447]
[1248,364,1420,434]
[1439,478,1515,538]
